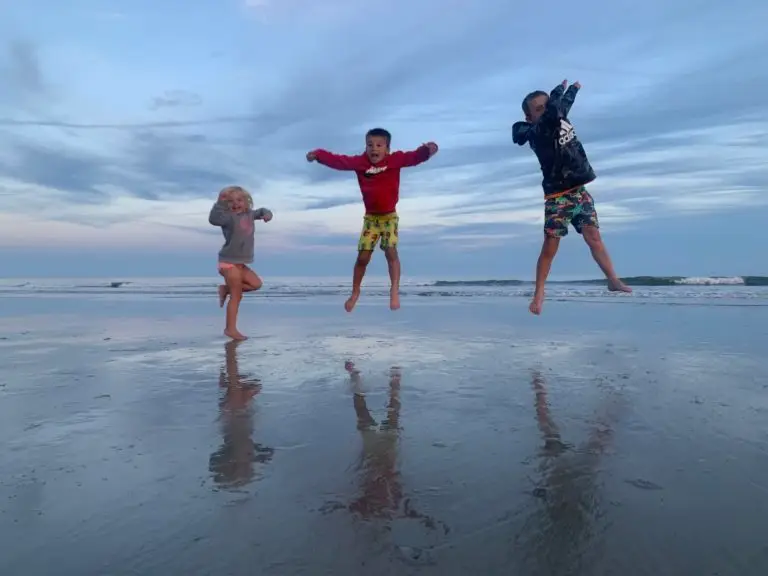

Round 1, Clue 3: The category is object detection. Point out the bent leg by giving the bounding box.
[218,264,263,307]
[580,226,631,293]
[241,266,264,292]
[572,190,630,293]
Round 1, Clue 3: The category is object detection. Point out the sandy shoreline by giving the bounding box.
[1,297,767,575]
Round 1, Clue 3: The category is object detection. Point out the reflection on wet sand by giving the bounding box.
[345,361,446,532]
[209,340,274,490]
[516,371,622,574]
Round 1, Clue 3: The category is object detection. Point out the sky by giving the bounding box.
[0,0,766,279]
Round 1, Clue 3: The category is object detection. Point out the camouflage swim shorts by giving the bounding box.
[543,186,599,238]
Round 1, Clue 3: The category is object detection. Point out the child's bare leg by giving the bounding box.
[384,247,401,310]
[530,236,560,315]
[345,250,372,312]
[219,267,262,308]
[581,226,632,293]
[241,266,263,292]
[222,268,247,340]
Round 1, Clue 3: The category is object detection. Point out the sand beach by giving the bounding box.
[1,276,767,575]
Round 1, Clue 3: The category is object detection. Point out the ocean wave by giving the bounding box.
[433,279,526,287]
[431,276,768,287]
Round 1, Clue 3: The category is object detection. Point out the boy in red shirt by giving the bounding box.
[307,128,438,312]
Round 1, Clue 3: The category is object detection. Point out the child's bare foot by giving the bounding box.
[389,288,400,310]
[607,278,632,293]
[218,284,228,307]
[529,292,545,315]
[344,291,360,313]
[224,329,248,341]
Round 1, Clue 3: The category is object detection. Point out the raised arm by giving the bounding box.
[252,207,273,222]
[558,83,579,117]
[209,200,233,227]
[389,142,436,168]
[307,149,368,171]
[540,80,580,126]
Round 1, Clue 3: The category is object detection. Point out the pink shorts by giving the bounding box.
[217,262,243,273]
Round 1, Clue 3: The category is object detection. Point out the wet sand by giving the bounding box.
[1,295,768,575]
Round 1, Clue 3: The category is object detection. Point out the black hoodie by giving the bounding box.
[512,83,596,197]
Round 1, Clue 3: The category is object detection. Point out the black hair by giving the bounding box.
[366,127,391,146]
[522,91,548,116]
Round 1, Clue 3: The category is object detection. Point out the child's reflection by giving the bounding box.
[209,340,274,489]
[346,360,403,518]
[345,361,446,532]
[517,371,621,572]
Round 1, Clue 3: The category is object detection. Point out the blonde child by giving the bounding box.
[208,186,273,340]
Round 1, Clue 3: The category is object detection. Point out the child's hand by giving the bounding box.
[306,151,317,162]
[263,211,273,222]
[561,79,568,88]
[218,189,232,203]
[573,81,581,89]
[424,142,439,157]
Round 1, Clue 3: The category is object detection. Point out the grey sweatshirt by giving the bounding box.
[208,201,273,264]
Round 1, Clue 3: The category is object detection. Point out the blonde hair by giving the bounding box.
[219,185,253,209]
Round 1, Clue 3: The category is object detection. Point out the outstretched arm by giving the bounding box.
[306,149,368,171]
[209,200,233,227]
[252,207,273,222]
[389,142,437,168]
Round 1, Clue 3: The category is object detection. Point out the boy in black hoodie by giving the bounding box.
[512,79,631,315]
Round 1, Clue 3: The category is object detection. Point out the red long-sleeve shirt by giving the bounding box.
[313,146,431,214]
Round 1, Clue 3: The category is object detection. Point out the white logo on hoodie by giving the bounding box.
[558,120,576,146]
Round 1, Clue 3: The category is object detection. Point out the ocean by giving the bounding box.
[1,274,766,305]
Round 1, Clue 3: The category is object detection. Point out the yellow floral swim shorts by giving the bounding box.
[358,212,399,252]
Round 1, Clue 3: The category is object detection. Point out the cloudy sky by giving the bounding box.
[1,0,766,279]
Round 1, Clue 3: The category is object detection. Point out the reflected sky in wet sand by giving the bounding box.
[1,299,768,575]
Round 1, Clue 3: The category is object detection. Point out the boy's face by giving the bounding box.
[365,136,390,163]
[525,94,549,123]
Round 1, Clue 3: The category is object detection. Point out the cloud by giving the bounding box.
[5,41,44,95]
[0,0,766,273]
[0,40,49,117]
[149,90,202,110]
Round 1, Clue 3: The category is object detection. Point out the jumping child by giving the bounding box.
[306,128,438,312]
[208,185,273,340]
[512,79,631,315]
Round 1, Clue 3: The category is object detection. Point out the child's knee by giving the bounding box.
[581,226,602,246]
[356,251,373,266]
[541,237,560,257]
[384,247,398,262]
